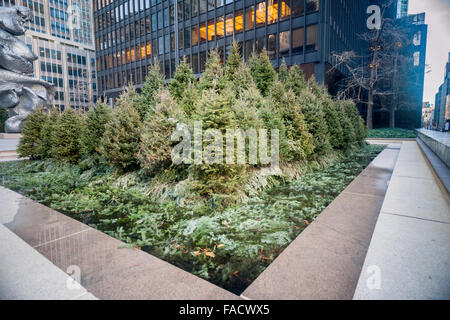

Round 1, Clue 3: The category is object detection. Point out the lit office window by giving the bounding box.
[192,25,199,45]
[225,13,233,36]
[235,10,243,33]
[267,0,278,24]
[245,6,255,31]
[207,19,215,41]
[280,0,291,20]
[255,2,266,27]
[216,16,225,38]
[200,22,207,43]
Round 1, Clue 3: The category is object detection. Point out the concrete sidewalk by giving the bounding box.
[354,141,450,300]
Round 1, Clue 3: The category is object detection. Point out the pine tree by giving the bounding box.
[36,108,59,159]
[169,56,196,102]
[224,42,254,94]
[193,88,245,196]
[297,88,332,158]
[337,100,357,149]
[80,102,113,158]
[284,64,307,97]
[137,89,185,174]
[180,80,200,117]
[135,63,165,120]
[51,108,83,163]
[17,109,48,159]
[198,49,226,93]
[99,87,143,171]
[278,59,289,83]
[343,100,367,145]
[322,97,345,150]
[249,49,276,96]
[269,80,314,161]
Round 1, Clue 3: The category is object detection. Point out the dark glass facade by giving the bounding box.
[94,0,369,100]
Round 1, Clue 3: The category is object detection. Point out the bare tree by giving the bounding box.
[329,0,412,129]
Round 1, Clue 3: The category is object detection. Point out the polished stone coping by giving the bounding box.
[354,142,450,300]
[416,129,450,167]
[416,138,450,194]
[0,187,240,300]
[416,129,450,147]
[241,145,400,300]
[0,223,97,300]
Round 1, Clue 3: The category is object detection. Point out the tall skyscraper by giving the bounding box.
[94,0,371,102]
[434,53,450,131]
[396,0,408,18]
[0,0,98,112]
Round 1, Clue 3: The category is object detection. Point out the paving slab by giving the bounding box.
[242,147,398,300]
[380,142,450,224]
[0,138,19,152]
[0,186,240,300]
[0,224,96,300]
[353,213,450,300]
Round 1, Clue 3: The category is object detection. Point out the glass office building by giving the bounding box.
[0,0,97,112]
[94,0,370,101]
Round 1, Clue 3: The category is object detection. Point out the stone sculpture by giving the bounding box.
[0,6,54,133]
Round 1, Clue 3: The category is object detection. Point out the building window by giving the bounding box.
[413,31,421,46]
[267,0,278,24]
[280,0,291,20]
[225,13,233,36]
[413,52,420,66]
[207,19,215,41]
[235,10,244,33]
[245,39,254,60]
[292,0,304,17]
[192,52,199,73]
[256,35,265,53]
[306,24,318,51]
[267,33,276,59]
[200,22,207,43]
[306,0,319,13]
[216,16,225,38]
[192,25,199,45]
[292,27,304,53]
[255,2,266,27]
[245,6,255,31]
[279,30,290,56]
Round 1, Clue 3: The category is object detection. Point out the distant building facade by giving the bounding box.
[0,0,98,112]
[434,52,450,131]
[370,0,427,129]
[422,102,433,129]
[94,0,371,102]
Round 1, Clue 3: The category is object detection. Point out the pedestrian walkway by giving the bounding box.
[354,141,450,299]
[0,223,97,300]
